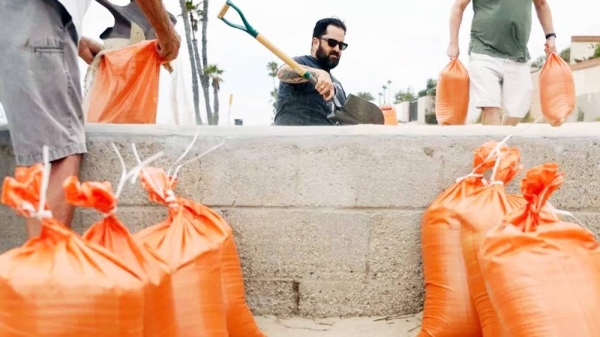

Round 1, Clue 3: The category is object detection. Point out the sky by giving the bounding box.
[75,0,600,126]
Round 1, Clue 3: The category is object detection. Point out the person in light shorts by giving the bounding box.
[446,0,558,125]
[0,0,180,239]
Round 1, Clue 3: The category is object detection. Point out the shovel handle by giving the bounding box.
[254,35,317,85]
[217,0,317,85]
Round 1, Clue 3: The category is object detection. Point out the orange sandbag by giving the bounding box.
[0,164,144,336]
[63,176,178,337]
[539,51,576,126]
[85,40,161,124]
[480,163,600,337]
[133,167,225,337]
[435,58,469,125]
[455,145,525,337]
[418,140,501,337]
[380,104,398,125]
[135,167,265,337]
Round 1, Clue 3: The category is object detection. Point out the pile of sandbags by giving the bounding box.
[0,145,265,337]
[419,140,600,337]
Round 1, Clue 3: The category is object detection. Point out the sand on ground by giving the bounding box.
[255,312,422,337]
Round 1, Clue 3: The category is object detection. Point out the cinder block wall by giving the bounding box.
[1,123,599,318]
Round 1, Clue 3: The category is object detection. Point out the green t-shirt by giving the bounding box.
[469,0,533,62]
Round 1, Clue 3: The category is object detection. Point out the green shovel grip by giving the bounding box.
[217,0,258,38]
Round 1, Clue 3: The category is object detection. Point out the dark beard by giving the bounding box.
[315,44,340,70]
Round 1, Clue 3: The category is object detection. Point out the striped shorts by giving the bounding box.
[0,0,87,166]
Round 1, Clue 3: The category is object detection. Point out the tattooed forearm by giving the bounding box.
[277,65,321,83]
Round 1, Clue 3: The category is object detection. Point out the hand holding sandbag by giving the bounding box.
[435,58,470,125]
[539,52,576,126]
[84,40,162,124]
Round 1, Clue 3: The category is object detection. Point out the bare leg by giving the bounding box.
[26,154,82,239]
[502,115,521,126]
[480,107,502,125]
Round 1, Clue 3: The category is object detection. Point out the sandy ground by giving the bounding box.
[255,312,422,337]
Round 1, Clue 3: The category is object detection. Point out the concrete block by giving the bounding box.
[222,140,301,207]
[0,206,25,253]
[81,136,235,207]
[571,212,600,236]
[223,208,370,280]
[367,211,423,281]
[299,280,423,318]
[245,278,298,316]
[296,137,445,208]
[75,206,168,234]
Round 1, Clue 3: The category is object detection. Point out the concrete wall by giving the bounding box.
[1,123,600,318]
[417,96,434,124]
[577,93,600,122]
[397,102,410,123]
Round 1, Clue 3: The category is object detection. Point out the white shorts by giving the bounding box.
[468,52,533,118]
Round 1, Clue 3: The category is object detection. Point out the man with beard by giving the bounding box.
[274,18,348,126]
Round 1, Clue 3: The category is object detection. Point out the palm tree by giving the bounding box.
[267,61,279,114]
[355,92,375,102]
[387,80,392,105]
[199,0,213,124]
[205,64,224,125]
[382,85,387,104]
[267,61,279,88]
[184,1,215,124]
[178,0,202,124]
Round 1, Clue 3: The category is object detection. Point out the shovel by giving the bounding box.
[217,0,384,125]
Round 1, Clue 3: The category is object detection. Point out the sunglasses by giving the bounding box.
[320,37,348,51]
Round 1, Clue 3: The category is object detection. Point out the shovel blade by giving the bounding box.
[328,94,385,125]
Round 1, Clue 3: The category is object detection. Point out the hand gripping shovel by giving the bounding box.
[217,0,384,125]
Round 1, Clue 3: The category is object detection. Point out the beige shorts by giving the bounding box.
[0,0,87,166]
[468,52,533,118]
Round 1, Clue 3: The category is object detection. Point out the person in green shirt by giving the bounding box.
[447,0,557,126]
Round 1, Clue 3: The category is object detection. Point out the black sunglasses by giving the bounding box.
[320,37,348,50]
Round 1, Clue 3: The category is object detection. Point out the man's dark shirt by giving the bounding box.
[273,55,347,126]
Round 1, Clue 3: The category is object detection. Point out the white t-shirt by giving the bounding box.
[56,0,93,39]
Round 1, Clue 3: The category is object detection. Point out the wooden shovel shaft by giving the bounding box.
[255,35,318,85]
[255,34,344,108]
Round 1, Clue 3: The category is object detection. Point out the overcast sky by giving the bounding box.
[78,0,599,126]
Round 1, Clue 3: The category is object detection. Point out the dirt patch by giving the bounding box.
[255,312,422,337]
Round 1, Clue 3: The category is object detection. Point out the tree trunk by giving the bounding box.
[178,0,202,125]
[190,30,205,123]
[212,80,220,125]
[200,0,214,125]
